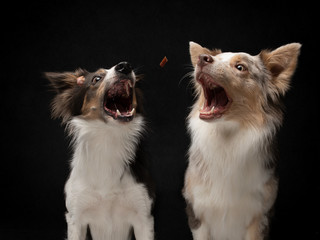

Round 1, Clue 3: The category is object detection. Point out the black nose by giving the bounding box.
[115,62,132,75]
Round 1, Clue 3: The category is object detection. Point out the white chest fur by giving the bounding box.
[187,116,273,239]
[64,117,153,240]
[67,117,144,187]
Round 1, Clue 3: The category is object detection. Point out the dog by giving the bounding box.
[183,42,301,240]
[46,62,154,240]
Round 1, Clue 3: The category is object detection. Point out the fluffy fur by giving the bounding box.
[183,42,301,240]
[46,63,154,240]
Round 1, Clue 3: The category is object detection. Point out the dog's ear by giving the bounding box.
[45,68,88,92]
[45,68,88,123]
[259,43,301,95]
[189,41,221,67]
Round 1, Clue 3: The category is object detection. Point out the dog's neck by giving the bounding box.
[188,117,275,170]
[67,116,144,187]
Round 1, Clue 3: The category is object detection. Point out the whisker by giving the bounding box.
[179,71,193,86]
[178,64,195,88]
[133,65,146,75]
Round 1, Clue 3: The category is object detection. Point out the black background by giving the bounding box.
[2,1,319,239]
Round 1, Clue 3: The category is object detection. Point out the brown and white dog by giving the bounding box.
[46,62,154,240]
[183,42,301,240]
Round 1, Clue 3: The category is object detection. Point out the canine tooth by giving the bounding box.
[116,109,121,116]
[128,81,133,88]
[130,108,135,115]
[210,106,215,113]
[132,90,137,108]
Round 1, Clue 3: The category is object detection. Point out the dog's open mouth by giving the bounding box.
[104,79,136,122]
[197,73,231,120]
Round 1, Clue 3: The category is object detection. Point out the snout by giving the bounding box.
[115,61,133,75]
[198,54,214,67]
[103,61,137,122]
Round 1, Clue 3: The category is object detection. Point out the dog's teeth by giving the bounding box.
[116,109,121,116]
[128,81,133,88]
[130,108,135,115]
[210,106,215,113]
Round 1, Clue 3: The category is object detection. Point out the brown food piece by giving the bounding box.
[160,56,168,67]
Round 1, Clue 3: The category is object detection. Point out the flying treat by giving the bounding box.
[160,56,168,67]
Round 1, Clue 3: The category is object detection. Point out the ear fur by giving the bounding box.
[45,68,88,123]
[45,68,87,93]
[259,43,301,95]
[189,41,221,67]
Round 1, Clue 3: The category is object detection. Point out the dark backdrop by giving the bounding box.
[2,1,318,239]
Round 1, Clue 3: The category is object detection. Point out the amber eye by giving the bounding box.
[92,76,102,84]
[235,64,247,72]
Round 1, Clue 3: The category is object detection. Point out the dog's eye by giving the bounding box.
[235,64,247,72]
[92,76,102,84]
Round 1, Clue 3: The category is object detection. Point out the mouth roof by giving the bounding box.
[197,73,231,120]
[104,79,136,122]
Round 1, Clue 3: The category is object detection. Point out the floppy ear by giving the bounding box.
[45,68,88,123]
[189,41,221,67]
[45,68,87,92]
[259,43,301,95]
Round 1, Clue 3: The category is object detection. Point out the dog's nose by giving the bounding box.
[198,54,214,67]
[115,62,133,75]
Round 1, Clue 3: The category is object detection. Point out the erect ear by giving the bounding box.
[189,41,221,67]
[44,68,88,123]
[259,43,301,95]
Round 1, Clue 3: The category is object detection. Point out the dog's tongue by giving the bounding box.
[215,87,228,107]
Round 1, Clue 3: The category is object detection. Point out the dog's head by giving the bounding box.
[189,42,301,127]
[46,62,140,124]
